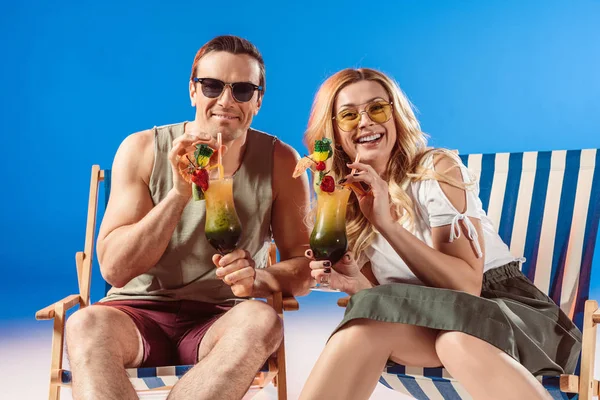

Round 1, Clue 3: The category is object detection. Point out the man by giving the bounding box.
[65,35,312,400]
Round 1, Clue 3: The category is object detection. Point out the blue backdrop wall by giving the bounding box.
[1,0,599,324]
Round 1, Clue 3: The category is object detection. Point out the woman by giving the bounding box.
[298,68,581,400]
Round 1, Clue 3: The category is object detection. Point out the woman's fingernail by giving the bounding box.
[338,178,347,184]
[323,261,331,267]
[345,254,351,261]
[353,173,359,176]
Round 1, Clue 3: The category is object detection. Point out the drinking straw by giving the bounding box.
[345,152,369,196]
[217,132,224,180]
[350,152,361,174]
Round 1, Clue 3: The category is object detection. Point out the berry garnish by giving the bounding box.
[315,161,326,171]
[191,168,209,191]
[319,175,335,193]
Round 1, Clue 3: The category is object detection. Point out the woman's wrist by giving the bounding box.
[346,274,374,296]
[374,217,398,238]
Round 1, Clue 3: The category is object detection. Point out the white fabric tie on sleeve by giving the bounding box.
[449,213,483,258]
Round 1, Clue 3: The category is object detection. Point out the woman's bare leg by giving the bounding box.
[299,319,440,400]
[436,332,552,400]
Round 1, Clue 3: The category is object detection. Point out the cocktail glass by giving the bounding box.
[310,185,351,291]
[204,177,242,255]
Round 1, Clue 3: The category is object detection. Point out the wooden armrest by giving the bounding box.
[560,375,579,393]
[337,296,350,307]
[35,294,82,320]
[560,374,599,395]
[283,297,299,311]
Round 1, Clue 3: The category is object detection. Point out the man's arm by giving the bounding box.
[96,131,186,287]
[252,140,312,298]
[97,129,216,287]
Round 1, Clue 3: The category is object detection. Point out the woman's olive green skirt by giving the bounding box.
[332,261,582,376]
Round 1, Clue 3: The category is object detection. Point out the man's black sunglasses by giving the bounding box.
[193,77,263,103]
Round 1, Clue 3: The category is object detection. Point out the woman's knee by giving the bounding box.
[335,318,384,343]
[435,331,478,363]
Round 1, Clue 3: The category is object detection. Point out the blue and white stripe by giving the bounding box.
[61,362,273,391]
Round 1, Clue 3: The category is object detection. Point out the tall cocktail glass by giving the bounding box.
[204,177,242,255]
[310,185,351,291]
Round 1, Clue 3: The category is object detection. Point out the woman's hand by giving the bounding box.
[306,250,372,295]
[344,161,393,231]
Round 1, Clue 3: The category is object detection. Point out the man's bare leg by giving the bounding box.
[167,300,283,400]
[66,306,143,400]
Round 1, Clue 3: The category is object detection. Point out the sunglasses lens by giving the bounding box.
[337,110,360,131]
[232,83,256,102]
[335,102,393,131]
[200,78,225,98]
[366,102,392,123]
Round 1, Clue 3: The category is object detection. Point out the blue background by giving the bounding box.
[1,0,599,325]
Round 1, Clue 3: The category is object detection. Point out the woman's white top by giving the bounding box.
[360,154,523,286]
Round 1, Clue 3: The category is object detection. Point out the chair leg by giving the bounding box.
[49,384,60,400]
[267,291,288,400]
[579,300,598,400]
[275,337,288,400]
[48,303,66,400]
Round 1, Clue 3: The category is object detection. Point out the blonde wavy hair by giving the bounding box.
[304,68,472,260]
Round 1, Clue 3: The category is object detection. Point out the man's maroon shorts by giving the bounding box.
[94,299,233,367]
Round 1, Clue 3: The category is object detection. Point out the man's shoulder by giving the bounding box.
[121,121,185,153]
[153,121,186,142]
[119,128,154,152]
[154,121,186,133]
[127,121,186,139]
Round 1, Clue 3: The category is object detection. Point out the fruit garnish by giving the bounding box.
[191,168,209,192]
[319,175,335,193]
[313,138,332,161]
[175,143,217,201]
[292,157,314,178]
[194,144,214,168]
[292,138,334,177]
[292,137,341,194]
[192,183,205,201]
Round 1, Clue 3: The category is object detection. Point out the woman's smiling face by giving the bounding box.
[333,80,397,171]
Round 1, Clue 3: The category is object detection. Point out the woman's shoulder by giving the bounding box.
[405,147,479,212]
[415,147,463,169]
[405,147,468,186]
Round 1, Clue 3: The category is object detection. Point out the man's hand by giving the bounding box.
[169,130,221,199]
[213,249,256,297]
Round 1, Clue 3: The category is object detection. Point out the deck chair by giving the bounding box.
[337,148,600,399]
[35,165,300,400]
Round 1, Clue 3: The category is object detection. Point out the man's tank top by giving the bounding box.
[102,122,276,303]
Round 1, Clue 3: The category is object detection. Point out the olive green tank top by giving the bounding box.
[102,122,275,304]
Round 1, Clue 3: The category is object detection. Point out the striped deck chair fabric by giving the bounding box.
[60,364,272,391]
[379,149,600,400]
